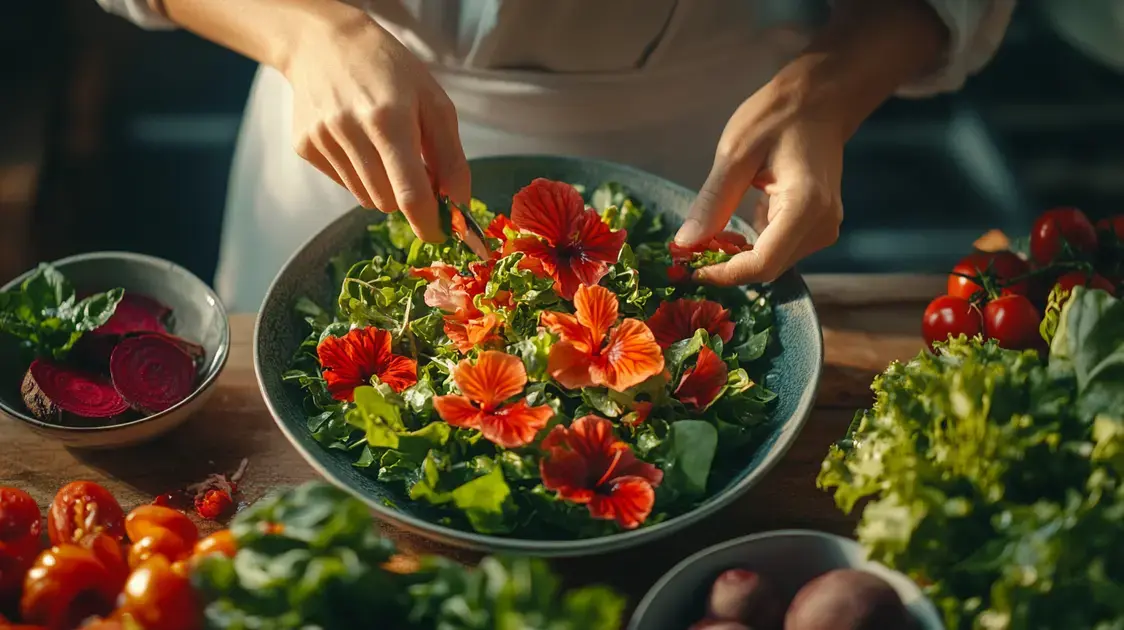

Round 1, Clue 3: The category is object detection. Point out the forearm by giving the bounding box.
[775,0,950,139]
[154,0,371,73]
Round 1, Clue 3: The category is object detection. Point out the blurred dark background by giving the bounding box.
[2,0,1123,295]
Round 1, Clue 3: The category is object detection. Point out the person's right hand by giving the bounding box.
[282,13,468,243]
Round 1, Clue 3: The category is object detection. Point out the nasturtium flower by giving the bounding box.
[433,351,553,448]
[674,346,728,410]
[485,214,517,241]
[668,230,751,264]
[411,260,511,353]
[645,298,735,349]
[317,327,418,401]
[541,285,664,392]
[539,415,663,530]
[508,178,627,300]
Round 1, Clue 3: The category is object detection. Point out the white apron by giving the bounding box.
[214,3,813,312]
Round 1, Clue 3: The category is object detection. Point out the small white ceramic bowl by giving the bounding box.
[629,529,944,630]
[0,252,229,449]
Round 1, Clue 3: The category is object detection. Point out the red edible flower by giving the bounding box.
[485,214,517,241]
[541,285,665,392]
[411,260,511,353]
[194,489,233,520]
[539,415,663,529]
[645,298,736,349]
[433,351,554,448]
[623,401,653,426]
[669,231,751,263]
[317,327,418,401]
[674,346,728,409]
[508,178,627,300]
[666,264,690,284]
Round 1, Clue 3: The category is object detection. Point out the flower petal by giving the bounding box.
[570,209,626,266]
[485,214,517,241]
[597,319,665,392]
[433,395,482,428]
[540,428,597,505]
[646,299,734,349]
[690,300,735,345]
[510,179,585,245]
[453,350,527,409]
[377,354,418,393]
[480,400,554,448]
[317,328,399,402]
[444,311,500,354]
[547,340,597,390]
[674,345,729,410]
[573,284,618,346]
[410,261,459,283]
[588,476,656,530]
[540,311,591,349]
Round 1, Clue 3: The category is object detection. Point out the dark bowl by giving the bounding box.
[255,155,823,556]
[0,252,230,448]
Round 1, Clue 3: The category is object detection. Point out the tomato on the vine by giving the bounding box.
[947,251,1030,300]
[20,545,119,630]
[1030,207,1099,265]
[1054,271,1116,296]
[1096,215,1124,242]
[47,482,125,546]
[0,488,43,599]
[117,555,201,630]
[923,296,983,348]
[983,295,1043,351]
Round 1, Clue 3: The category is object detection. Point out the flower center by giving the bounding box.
[595,449,624,488]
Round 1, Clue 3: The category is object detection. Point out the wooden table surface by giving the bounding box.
[0,274,945,605]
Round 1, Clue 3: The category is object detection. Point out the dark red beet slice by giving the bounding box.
[95,293,171,336]
[110,334,197,413]
[21,360,130,422]
[132,331,205,363]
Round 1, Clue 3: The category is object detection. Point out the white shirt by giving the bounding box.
[96,0,1015,312]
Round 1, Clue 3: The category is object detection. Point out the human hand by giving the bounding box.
[283,12,468,242]
[674,79,845,286]
[673,0,949,286]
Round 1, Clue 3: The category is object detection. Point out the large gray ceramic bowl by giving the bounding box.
[256,155,823,556]
[629,530,944,629]
[0,252,230,449]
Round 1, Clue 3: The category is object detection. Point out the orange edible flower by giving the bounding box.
[508,179,626,300]
[410,260,511,353]
[433,351,554,448]
[317,327,418,401]
[668,231,751,263]
[541,285,664,392]
[539,415,663,529]
[645,298,735,349]
[674,346,728,410]
[485,214,517,241]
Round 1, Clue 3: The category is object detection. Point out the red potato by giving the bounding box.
[783,569,916,630]
[690,621,752,630]
[707,569,783,627]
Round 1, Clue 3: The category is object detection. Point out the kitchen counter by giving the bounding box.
[0,273,945,604]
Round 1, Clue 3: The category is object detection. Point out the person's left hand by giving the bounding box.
[673,77,845,286]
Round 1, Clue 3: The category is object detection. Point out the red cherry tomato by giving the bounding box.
[922,296,983,348]
[0,488,43,599]
[47,482,125,546]
[1054,271,1116,296]
[124,505,198,547]
[117,555,201,630]
[77,533,128,594]
[947,251,1030,300]
[983,295,1043,350]
[192,530,237,560]
[1030,207,1099,265]
[20,545,118,630]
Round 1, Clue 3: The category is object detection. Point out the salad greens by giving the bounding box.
[192,481,625,630]
[819,287,1124,630]
[284,179,778,537]
[0,263,122,359]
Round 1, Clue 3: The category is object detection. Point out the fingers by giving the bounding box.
[694,186,840,286]
[298,130,373,208]
[675,158,758,248]
[419,94,471,206]
[327,115,398,213]
[366,107,445,243]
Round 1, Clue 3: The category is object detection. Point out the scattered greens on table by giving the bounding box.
[192,481,625,630]
[819,286,1124,630]
[283,179,778,537]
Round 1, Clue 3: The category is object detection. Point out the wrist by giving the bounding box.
[274,1,377,78]
[772,0,949,139]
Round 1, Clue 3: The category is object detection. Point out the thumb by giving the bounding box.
[675,158,760,247]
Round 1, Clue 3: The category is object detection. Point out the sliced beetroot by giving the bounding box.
[21,359,130,422]
[110,334,197,413]
[132,331,205,363]
[95,293,171,336]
